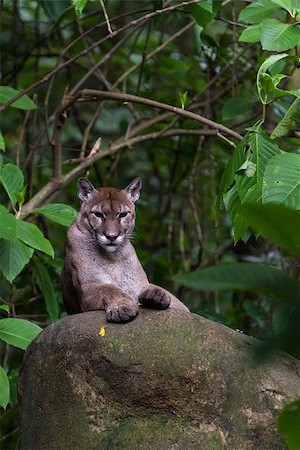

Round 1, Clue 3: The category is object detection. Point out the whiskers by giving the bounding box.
[126,231,138,243]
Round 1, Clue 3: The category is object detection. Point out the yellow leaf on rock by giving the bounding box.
[99,326,105,337]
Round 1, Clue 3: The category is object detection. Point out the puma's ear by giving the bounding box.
[123,177,142,203]
[77,178,95,202]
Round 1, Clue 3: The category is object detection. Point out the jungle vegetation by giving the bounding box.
[0,1,299,448]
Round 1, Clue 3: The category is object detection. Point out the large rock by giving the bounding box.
[18,309,300,449]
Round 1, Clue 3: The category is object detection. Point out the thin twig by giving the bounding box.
[79,89,243,141]
[0,0,200,113]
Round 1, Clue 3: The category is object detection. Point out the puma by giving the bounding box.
[61,177,189,323]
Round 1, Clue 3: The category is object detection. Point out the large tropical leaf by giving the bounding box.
[32,203,77,227]
[235,132,280,202]
[256,54,299,104]
[16,219,54,257]
[0,239,34,283]
[238,0,278,24]
[173,262,300,303]
[0,163,24,208]
[262,153,300,210]
[0,205,17,241]
[0,318,42,350]
[239,202,300,258]
[260,19,300,51]
[34,259,59,322]
[215,137,247,215]
[271,0,300,17]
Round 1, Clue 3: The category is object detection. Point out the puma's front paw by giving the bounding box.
[106,298,139,323]
[139,285,171,310]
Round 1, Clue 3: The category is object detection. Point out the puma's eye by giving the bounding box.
[119,211,128,219]
[92,211,105,219]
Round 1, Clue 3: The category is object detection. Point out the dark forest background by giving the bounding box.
[0,1,299,448]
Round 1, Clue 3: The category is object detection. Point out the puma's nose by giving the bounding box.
[104,233,119,242]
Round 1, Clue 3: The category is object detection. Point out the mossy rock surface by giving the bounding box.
[18,309,300,449]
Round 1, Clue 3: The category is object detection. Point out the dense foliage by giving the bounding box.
[0,0,299,448]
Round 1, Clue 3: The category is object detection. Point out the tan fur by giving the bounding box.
[61,178,189,323]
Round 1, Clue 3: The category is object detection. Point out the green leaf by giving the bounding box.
[0,365,10,410]
[256,54,300,104]
[40,0,70,20]
[0,304,9,313]
[239,202,300,258]
[0,86,36,110]
[235,132,280,204]
[239,25,261,43]
[0,239,34,283]
[0,205,17,241]
[215,137,247,214]
[34,259,59,322]
[223,185,248,242]
[271,0,300,17]
[71,0,88,17]
[262,153,300,209]
[260,19,300,51]
[16,219,54,257]
[239,0,278,24]
[0,163,24,208]
[271,97,300,139]
[278,400,300,449]
[0,318,42,350]
[174,262,300,302]
[222,98,256,121]
[32,203,78,227]
[0,131,5,151]
[272,302,300,358]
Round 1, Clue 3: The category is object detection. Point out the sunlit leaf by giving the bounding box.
[0,318,42,350]
[0,304,9,313]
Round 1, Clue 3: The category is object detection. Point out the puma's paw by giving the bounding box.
[106,300,139,323]
[139,286,171,310]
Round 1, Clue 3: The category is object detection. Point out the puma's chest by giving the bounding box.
[84,250,148,300]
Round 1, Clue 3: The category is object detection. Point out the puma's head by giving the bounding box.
[77,177,142,252]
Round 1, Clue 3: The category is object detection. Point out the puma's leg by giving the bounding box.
[81,283,139,323]
[138,283,171,310]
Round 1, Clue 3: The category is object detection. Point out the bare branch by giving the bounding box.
[0,0,200,114]
[79,89,243,141]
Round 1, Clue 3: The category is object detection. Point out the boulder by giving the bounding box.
[18,309,300,449]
